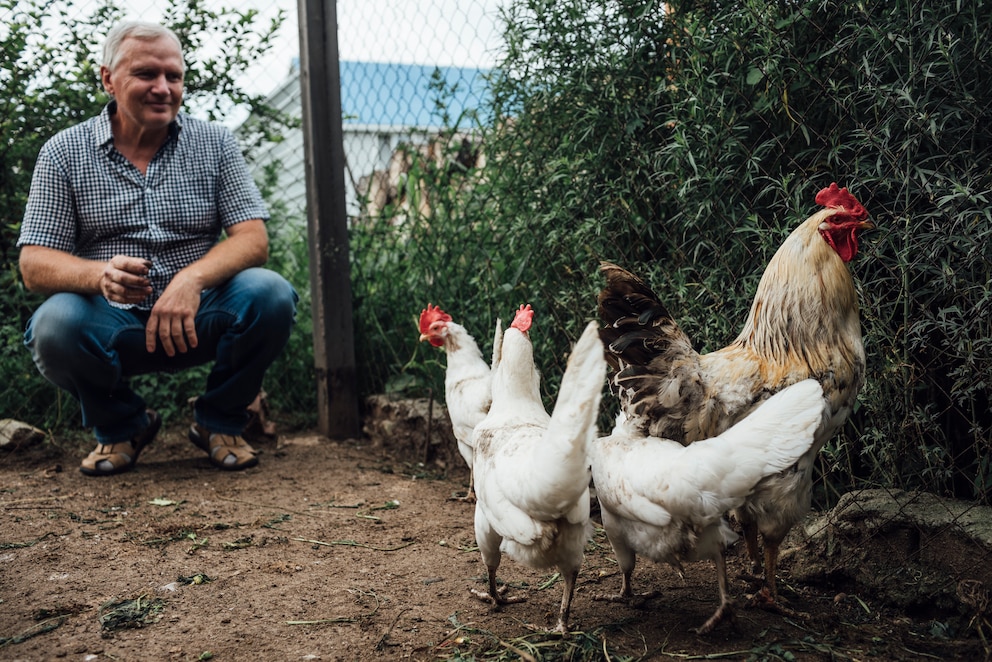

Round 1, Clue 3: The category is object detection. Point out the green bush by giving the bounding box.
[350,0,992,506]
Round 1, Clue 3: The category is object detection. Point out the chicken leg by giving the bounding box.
[593,533,661,607]
[554,567,579,634]
[739,519,782,604]
[743,528,809,619]
[695,551,735,635]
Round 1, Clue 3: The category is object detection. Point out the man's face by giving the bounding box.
[101,35,184,132]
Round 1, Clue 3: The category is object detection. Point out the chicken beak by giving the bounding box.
[859,219,876,231]
[418,333,429,342]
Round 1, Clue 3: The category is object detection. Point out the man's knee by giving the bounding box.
[25,293,90,358]
[238,268,298,325]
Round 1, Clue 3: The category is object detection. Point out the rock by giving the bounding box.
[0,419,46,450]
[362,395,459,470]
[789,488,992,614]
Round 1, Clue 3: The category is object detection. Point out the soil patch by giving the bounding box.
[0,422,986,660]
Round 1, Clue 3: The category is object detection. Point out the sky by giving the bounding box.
[115,0,508,97]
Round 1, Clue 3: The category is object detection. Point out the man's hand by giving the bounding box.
[100,255,153,305]
[146,271,201,356]
[141,220,267,356]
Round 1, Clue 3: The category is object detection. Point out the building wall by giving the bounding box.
[246,60,489,222]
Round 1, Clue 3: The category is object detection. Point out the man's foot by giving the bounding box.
[80,410,161,476]
[188,423,259,471]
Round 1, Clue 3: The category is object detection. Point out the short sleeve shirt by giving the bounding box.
[18,102,269,310]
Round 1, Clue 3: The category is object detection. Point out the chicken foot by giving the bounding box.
[449,472,477,503]
[743,540,811,620]
[470,565,527,607]
[593,567,661,608]
[694,552,736,635]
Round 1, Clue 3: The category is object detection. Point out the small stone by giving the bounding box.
[0,419,45,450]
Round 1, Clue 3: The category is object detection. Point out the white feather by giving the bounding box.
[591,379,825,566]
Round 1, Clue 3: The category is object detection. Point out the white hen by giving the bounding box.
[471,306,606,633]
[590,378,826,634]
[420,304,503,501]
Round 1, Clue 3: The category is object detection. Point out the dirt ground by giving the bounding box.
[0,419,986,661]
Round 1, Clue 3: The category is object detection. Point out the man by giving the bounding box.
[17,21,298,476]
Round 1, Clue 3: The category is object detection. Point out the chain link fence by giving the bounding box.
[2,0,990,641]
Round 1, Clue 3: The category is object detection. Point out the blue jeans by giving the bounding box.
[24,268,298,444]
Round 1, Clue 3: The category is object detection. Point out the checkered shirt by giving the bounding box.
[18,102,269,310]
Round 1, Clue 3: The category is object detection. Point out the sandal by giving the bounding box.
[188,423,259,471]
[80,410,161,476]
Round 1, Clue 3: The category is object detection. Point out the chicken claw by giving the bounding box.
[746,586,810,620]
[694,600,735,635]
[447,490,477,503]
[470,584,526,607]
[592,588,660,608]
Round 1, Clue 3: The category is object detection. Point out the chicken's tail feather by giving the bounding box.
[534,322,607,498]
[490,317,503,371]
[549,322,607,435]
[597,262,695,371]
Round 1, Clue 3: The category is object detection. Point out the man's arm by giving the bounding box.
[20,245,153,306]
[145,219,269,356]
[164,218,268,294]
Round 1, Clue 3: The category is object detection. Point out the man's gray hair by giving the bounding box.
[102,21,185,73]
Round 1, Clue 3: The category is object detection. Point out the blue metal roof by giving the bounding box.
[339,60,489,129]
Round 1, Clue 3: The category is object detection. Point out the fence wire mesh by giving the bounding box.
[1,0,990,638]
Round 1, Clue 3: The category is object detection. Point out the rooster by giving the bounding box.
[597,183,872,610]
[471,305,606,633]
[419,304,503,502]
[591,379,826,633]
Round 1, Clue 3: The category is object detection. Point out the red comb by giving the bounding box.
[815,183,867,220]
[510,304,533,332]
[419,304,452,334]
